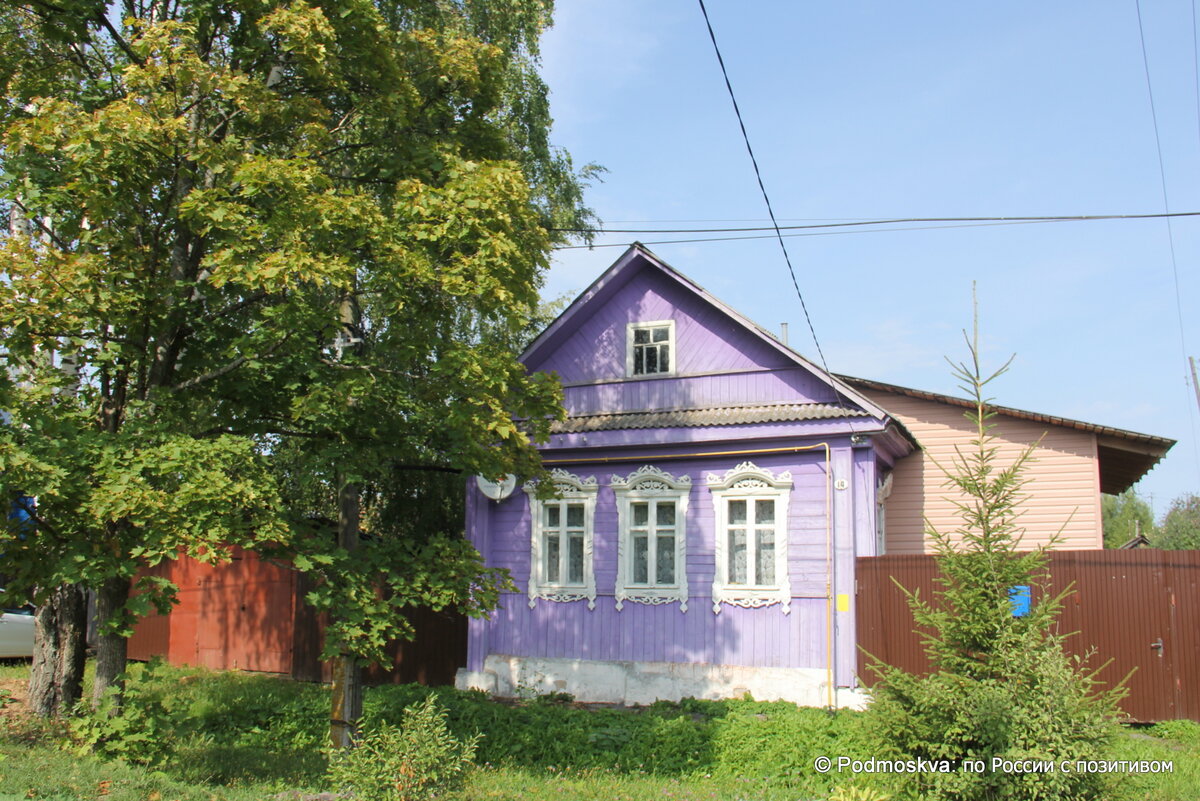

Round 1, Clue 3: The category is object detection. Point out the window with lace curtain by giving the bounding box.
[525,470,598,610]
[706,462,793,614]
[612,466,691,611]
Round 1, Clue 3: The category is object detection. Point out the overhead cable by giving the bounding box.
[552,216,1165,250]
[552,210,1200,236]
[695,0,834,382]
[1135,0,1200,480]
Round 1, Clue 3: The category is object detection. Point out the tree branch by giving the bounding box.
[170,333,290,392]
[94,12,143,67]
[12,199,69,250]
[199,290,269,323]
[389,463,462,474]
[198,426,332,439]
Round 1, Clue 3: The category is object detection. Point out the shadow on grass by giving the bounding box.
[167,743,326,788]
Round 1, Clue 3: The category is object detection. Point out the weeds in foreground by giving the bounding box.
[0,664,1194,800]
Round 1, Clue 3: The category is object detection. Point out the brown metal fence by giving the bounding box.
[856,549,1200,722]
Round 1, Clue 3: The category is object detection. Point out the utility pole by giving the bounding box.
[1190,356,1200,418]
[329,290,363,750]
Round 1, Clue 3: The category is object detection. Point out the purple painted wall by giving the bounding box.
[471,449,844,671]
[466,248,901,691]
[528,267,797,386]
[558,367,841,418]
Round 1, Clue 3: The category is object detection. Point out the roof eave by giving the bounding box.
[838,373,1175,491]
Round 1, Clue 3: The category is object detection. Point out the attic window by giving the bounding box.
[627,320,675,377]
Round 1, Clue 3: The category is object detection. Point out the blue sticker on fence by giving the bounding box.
[1009,584,1031,617]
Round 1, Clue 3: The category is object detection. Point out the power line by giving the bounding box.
[552,216,1140,250]
[695,0,833,383]
[1194,0,1200,155]
[553,210,1200,236]
[1135,0,1200,482]
[601,217,883,224]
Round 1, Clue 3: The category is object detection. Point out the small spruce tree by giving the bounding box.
[866,312,1125,801]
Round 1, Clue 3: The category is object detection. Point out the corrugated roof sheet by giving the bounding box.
[551,402,871,433]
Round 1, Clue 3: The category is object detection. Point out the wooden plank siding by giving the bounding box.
[561,367,840,417]
[469,447,857,674]
[857,389,1102,553]
[856,551,1200,722]
[536,267,796,385]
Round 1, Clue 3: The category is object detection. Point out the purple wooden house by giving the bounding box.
[456,245,914,707]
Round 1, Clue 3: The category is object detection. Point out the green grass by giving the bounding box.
[0,663,1196,800]
[0,740,267,801]
[465,767,801,801]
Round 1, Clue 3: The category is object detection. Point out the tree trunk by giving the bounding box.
[329,652,362,749]
[329,477,362,749]
[28,583,86,718]
[92,575,131,710]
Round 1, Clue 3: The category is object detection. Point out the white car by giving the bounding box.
[0,606,34,658]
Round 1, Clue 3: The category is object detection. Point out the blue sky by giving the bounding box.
[537,0,1200,517]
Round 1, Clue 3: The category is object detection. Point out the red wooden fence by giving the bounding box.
[856,549,1200,722]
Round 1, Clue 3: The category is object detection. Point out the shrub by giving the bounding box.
[67,663,175,766]
[1149,719,1200,745]
[327,694,479,801]
[708,702,869,796]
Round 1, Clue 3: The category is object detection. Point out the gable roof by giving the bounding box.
[523,243,893,422]
[839,374,1175,494]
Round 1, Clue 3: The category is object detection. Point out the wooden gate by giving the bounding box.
[856,549,1200,722]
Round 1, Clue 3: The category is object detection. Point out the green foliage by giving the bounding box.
[829,786,894,801]
[1153,493,1200,550]
[7,664,1200,800]
[327,695,479,801]
[61,661,326,785]
[1148,719,1200,744]
[0,405,288,627]
[866,314,1125,801]
[1102,489,1156,549]
[67,665,175,766]
[0,741,257,801]
[706,702,871,796]
[0,0,596,696]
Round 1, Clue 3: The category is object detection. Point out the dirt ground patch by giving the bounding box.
[0,667,31,721]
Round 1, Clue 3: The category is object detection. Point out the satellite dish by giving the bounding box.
[476,474,517,501]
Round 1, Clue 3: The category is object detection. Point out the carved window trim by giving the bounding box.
[612,465,691,612]
[525,469,598,610]
[706,462,793,614]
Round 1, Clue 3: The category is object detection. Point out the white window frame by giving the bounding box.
[625,320,676,378]
[876,472,893,556]
[706,462,793,614]
[612,466,691,612]
[524,469,598,610]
